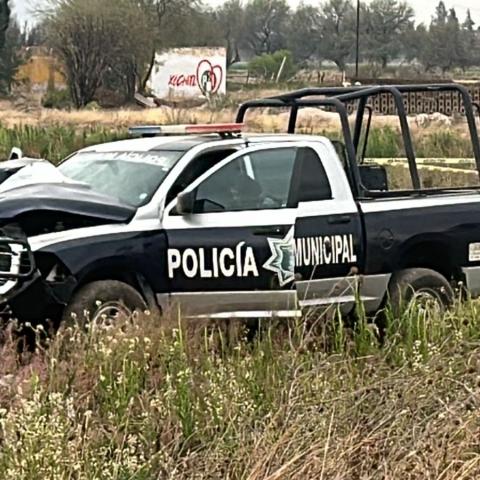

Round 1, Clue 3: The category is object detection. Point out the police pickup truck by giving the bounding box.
[1,83,480,325]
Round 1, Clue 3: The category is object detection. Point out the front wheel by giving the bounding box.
[63,280,147,326]
[387,268,454,316]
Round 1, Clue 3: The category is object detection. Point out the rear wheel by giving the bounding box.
[63,280,147,326]
[387,268,454,315]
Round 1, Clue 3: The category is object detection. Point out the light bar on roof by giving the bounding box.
[129,123,245,138]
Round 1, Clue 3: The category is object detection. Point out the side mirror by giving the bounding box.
[8,147,23,160]
[359,164,389,191]
[176,190,196,215]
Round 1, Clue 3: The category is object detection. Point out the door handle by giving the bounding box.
[254,226,289,236]
[327,215,352,225]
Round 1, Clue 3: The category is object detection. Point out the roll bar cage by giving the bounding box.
[236,84,480,198]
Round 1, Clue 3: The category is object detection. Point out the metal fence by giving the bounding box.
[345,84,480,115]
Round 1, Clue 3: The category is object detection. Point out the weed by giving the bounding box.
[0,116,477,165]
[0,299,478,478]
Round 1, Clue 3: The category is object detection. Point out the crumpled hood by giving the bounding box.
[0,183,136,223]
[0,161,74,193]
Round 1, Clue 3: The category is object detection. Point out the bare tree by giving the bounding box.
[215,0,245,67]
[364,0,414,68]
[318,0,357,72]
[44,0,156,106]
[243,0,290,56]
[137,0,195,92]
[45,0,113,107]
[287,4,322,64]
[106,1,156,101]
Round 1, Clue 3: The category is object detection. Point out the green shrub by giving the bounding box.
[0,125,125,162]
[248,50,297,82]
[0,122,475,167]
[41,89,73,110]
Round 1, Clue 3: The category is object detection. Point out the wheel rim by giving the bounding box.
[92,301,134,325]
[409,288,444,314]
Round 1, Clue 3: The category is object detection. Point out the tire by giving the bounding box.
[387,268,454,316]
[63,280,147,326]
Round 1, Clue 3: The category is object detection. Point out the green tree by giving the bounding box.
[402,2,473,73]
[0,0,9,50]
[459,10,480,71]
[0,18,24,94]
[215,0,245,67]
[158,5,223,49]
[318,0,356,71]
[402,23,436,72]
[45,0,161,106]
[434,1,448,25]
[243,0,290,55]
[364,0,414,68]
[286,3,321,64]
[428,6,463,73]
[45,0,119,107]
[137,0,197,91]
[103,0,156,102]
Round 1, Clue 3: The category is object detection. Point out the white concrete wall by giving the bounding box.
[148,47,227,99]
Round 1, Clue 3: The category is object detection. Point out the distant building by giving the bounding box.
[16,47,67,92]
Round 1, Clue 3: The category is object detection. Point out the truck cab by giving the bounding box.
[1,84,480,325]
[8,126,370,323]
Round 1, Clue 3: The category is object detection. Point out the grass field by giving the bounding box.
[0,105,480,478]
[0,121,476,164]
[1,121,476,192]
[0,301,479,479]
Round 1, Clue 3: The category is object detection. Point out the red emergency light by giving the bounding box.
[129,123,245,138]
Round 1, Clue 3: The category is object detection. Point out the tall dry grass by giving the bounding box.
[0,300,479,479]
[0,116,476,165]
[0,105,233,128]
[0,100,478,478]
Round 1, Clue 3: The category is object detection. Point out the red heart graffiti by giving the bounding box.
[196,59,223,95]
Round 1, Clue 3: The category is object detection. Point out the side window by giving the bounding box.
[166,149,238,205]
[195,148,297,213]
[291,147,332,204]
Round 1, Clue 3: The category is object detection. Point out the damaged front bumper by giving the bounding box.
[0,232,78,323]
[0,235,63,323]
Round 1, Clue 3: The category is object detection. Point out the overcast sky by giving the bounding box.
[11,0,480,27]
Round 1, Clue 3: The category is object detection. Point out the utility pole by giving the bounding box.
[355,0,360,79]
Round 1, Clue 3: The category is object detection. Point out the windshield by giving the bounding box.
[58,151,183,207]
